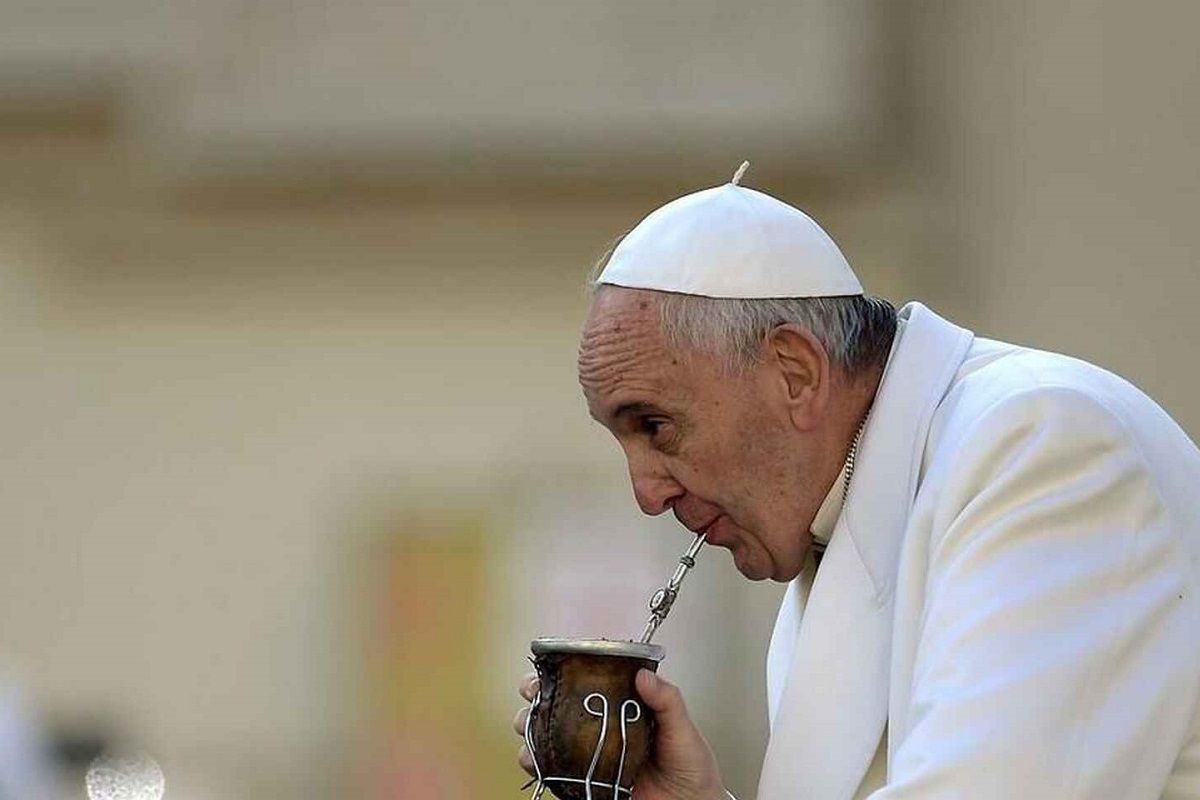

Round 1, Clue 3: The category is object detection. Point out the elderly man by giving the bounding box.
[514,165,1200,799]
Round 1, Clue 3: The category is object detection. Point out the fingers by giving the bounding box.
[519,672,540,702]
[516,673,538,777]
[512,706,530,737]
[518,743,535,775]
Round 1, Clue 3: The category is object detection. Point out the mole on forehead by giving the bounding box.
[577,313,672,392]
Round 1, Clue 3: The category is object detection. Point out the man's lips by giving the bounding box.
[677,512,719,534]
[674,508,730,543]
[695,515,728,544]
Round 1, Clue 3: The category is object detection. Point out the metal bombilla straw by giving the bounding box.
[639,532,708,644]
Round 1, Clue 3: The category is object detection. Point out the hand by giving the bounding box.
[630,668,726,800]
[513,672,539,777]
[512,669,727,800]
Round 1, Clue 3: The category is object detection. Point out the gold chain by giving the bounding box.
[811,418,867,568]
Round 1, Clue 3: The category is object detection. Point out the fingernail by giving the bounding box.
[639,668,658,687]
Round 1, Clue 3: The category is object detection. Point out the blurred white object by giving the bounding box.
[85,753,164,800]
[0,681,55,800]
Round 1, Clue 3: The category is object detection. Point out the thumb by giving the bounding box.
[634,668,724,794]
[636,669,691,731]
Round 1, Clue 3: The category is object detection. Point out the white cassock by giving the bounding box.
[759,302,1200,799]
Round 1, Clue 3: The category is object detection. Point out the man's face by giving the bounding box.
[578,287,824,582]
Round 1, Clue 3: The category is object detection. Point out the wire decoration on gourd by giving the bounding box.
[523,688,642,800]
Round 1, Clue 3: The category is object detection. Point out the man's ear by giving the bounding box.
[763,324,831,430]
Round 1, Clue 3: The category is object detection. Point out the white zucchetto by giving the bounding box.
[598,162,863,299]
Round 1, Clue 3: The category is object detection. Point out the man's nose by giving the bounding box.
[629,463,684,516]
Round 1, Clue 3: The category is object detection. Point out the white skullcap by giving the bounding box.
[597,162,863,299]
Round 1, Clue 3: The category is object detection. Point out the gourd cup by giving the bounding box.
[523,637,665,799]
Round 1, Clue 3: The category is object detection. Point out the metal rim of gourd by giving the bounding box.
[530,637,665,662]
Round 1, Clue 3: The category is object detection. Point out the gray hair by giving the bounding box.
[655,292,898,375]
[588,238,897,375]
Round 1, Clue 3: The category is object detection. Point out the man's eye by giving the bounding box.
[639,417,667,438]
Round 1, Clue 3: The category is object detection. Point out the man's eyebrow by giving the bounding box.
[613,401,664,420]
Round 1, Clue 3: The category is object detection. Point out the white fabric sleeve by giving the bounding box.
[869,387,1200,799]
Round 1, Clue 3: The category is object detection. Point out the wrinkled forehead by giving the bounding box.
[577,288,679,414]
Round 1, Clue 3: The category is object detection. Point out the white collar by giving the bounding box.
[808,316,908,546]
[810,460,849,545]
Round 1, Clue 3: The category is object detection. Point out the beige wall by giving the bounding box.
[909,0,1200,434]
[0,1,1197,798]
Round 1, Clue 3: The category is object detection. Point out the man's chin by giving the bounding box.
[728,548,772,582]
[728,546,802,583]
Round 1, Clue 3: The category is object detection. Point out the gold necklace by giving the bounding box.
[811,418,867,568]
[842,417,866,497]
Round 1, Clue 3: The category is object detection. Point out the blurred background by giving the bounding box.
[0,1,1196,797]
